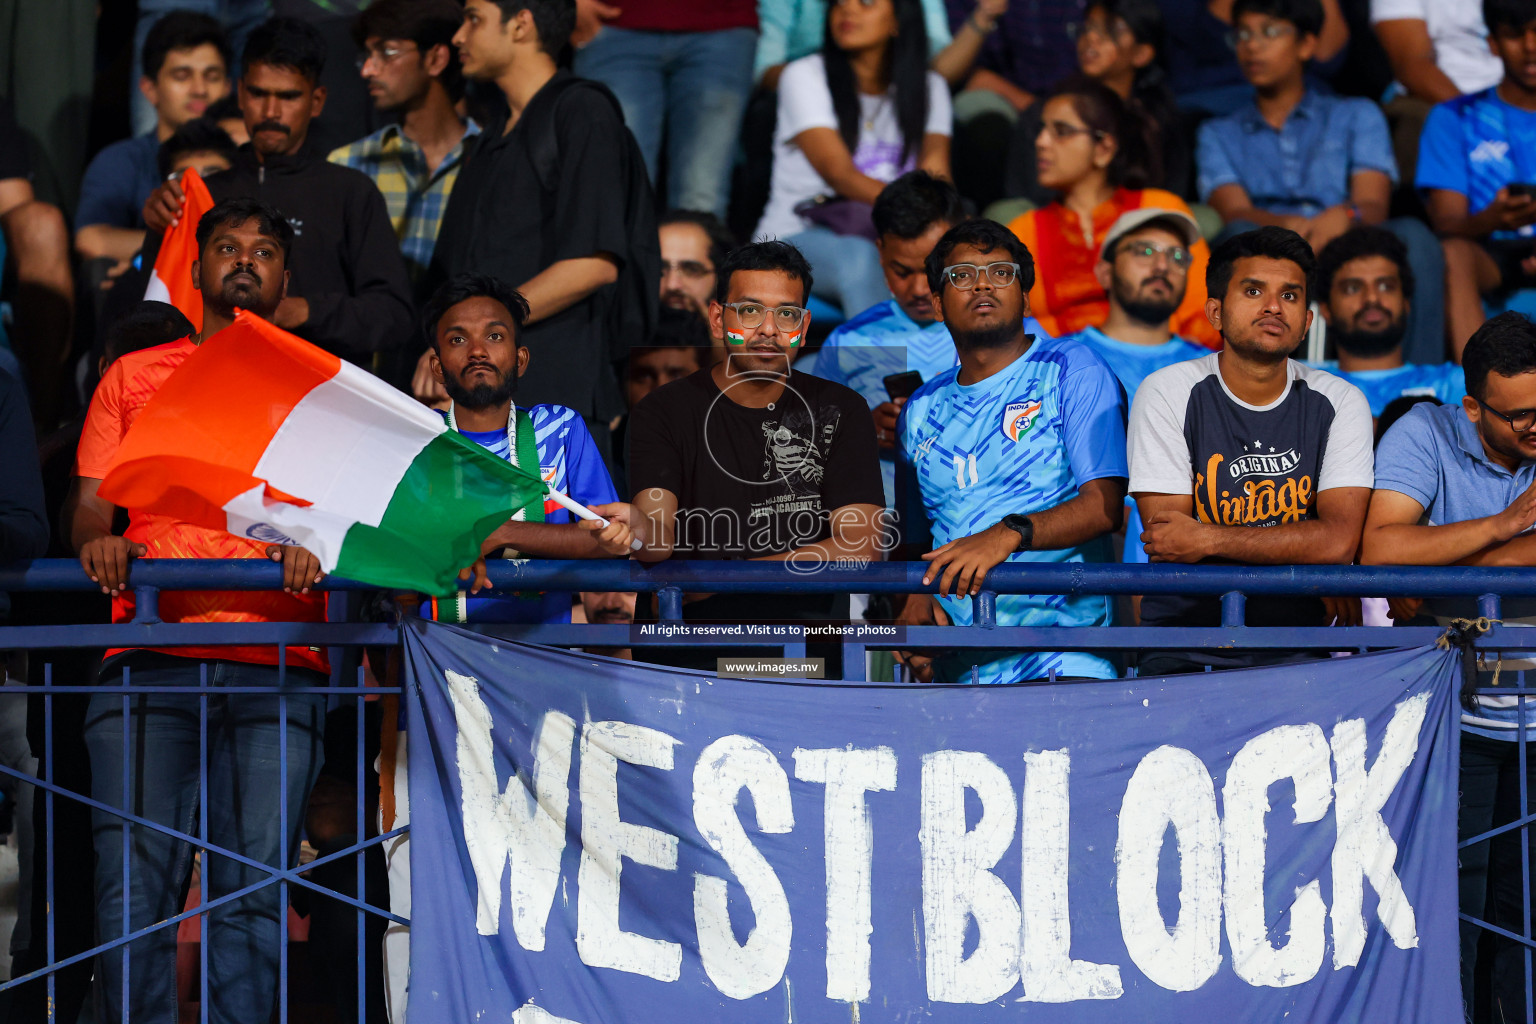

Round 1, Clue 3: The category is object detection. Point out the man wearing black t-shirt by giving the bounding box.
[1128,227,1375,674]
[613,240,885,661]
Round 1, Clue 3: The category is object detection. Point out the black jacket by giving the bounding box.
[205,144,414,359]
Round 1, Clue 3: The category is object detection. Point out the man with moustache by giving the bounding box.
[330,0,478,290]
[143,17,414,366]
[1071,210,1212,400]
[1129,226,1375,674]
[1361,311,1536,1019]
[67,198,331,1024]
[659,209,733,322]
[611,240,884,663]
[893,218,1128,684]
[1308,226,1466,417]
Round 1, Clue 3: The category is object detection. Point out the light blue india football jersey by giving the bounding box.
[817,299,1054,505]
[898,334,1128,683]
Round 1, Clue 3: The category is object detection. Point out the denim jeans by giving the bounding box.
[131,0,271,137]
[785,225,892,321]
[574,26,756,217]
[1213,216,1447,364]
[85,654,325,1024]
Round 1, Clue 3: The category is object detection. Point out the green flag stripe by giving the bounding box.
[332,429,546,592]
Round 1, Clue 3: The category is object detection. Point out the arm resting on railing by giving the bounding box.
[1135,486,1370,565]
[1362,485,1536,566]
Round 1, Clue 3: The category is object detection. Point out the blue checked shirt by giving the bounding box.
[328,121,480,283]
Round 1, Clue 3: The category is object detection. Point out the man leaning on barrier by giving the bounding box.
[602,239,886,670]
[65,198,329,1023]
[1361,310,1536,1021]
[893,218,1129,684]
[1128,226,1376,675]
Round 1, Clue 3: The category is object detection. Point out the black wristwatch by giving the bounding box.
[1000,514,1034,552]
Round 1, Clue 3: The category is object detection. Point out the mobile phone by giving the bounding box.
[883,370,924,401]
[1510,183,1536,200]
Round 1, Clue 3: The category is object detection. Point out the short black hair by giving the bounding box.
[872,171,967,242]
[1316,226,1415,303]
[353,0,465,99]
[925,219,1036,294]
[1463,311,1536,401]
[1484,0,1536,33]
[196,197,295,265]
[715,240,815,305]
[659,209,736,271]
[1206,226,1316,305]
[103,301,196,365]
[487,0,577,58]
[421,273,532,352]
[157,119,239,179]
[1231,0,1324,37]
[242,17,327,84]
[143,11,231,81]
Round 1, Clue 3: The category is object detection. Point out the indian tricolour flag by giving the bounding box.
[98,310,547,594]
[143,166,214,332]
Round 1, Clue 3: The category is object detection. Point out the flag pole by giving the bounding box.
[544,488,644,551]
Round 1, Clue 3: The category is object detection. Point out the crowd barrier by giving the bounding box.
[0,558,1531,1021]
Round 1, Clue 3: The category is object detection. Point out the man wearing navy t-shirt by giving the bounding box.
[895,218,1128,684]
[1129,227,1374,674]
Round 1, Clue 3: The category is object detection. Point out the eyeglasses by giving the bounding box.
[942,262,1021,290]
[661,259,712,280]
[1066,18,1133,41]
[355,42,417,70]
[1038,120,1104,142]
[1477,397,1536,432]
[1118,240,1191,267]
[722,302,808,330]
[1225,22,1297,48]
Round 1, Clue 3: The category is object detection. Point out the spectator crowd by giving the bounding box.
[2,0,1536,1019]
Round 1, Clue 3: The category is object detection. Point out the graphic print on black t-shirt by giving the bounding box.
[753,404,842,527]
[1186,374,1334,530]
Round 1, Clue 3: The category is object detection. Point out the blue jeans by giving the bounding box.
[1214,216,1447,364]
[785,225,892,322]
[131,0,271,137]
[574,26,756,217]
[85,655,325,1024]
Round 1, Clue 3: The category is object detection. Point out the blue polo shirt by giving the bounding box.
[817,298,1053,505]
[1197,89,1398,215]
[1375,401,1536,736]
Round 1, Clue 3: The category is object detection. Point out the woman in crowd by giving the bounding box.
[1007,78,1219,346]
[1003,0,1189,204]
[754,0,952,319]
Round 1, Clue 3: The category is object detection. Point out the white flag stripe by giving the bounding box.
[252,361,446,530]
[221,482,354,570]
[144,272,172,306]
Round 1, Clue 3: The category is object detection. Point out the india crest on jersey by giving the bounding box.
[1003,399,1042,441]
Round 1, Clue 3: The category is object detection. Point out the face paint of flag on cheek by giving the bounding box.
[784,329,803,347]
[726,329,747,345]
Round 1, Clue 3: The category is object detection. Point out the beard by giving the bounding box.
[1330,313,1407,359]
[1113,275,1182,327]
[443,365,518,410]
[952,319,1020,352]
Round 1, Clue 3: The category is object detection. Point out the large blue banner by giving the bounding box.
[400,620,1462,1022]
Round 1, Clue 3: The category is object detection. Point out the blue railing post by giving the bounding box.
[132,585,161,625]
[1221,591,1246,627]
[1480,592,1502,620]
[974,591,997,630]
[657,586,683,622]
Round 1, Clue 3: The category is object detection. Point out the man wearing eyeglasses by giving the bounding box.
[613,239,885,669]
[893,218,1128,684]
[330,0,478,290]
[1071,209,1211,401]
[658,208,733,323]
[1360,310,1536,1020]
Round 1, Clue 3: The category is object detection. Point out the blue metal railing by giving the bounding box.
[0,558,1534,1020]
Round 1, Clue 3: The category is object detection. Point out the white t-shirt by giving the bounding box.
[1370,0,1502,96]
[755,54,952,241]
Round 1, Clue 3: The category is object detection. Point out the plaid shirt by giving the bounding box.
[328,121,480,283]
